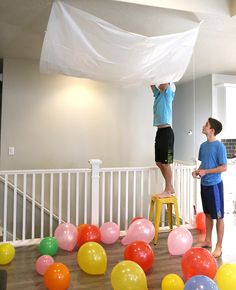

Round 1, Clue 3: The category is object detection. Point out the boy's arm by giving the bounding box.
[198,164,227,177]
[150,85,156,93]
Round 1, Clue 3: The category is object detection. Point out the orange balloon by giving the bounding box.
[77,224,101,247]
[196,212,206,232]
[44,262,70,290]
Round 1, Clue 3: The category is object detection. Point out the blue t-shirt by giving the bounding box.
[153,85,175,126]
[198,140,227,186]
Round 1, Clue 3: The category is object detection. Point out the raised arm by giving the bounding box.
[150,85,156,93]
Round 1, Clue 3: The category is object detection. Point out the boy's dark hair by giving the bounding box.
[208,117,222,136]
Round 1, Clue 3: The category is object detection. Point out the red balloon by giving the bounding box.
[182,247,217,280]
[44,262,70,290]
[131,217,143,224]
[196,212,206,232]
[77,224,101,247]
[124,240,154,272]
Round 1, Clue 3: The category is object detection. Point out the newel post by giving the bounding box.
[89,159,102,226]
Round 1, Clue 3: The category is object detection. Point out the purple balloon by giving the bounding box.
[184,275,219,290]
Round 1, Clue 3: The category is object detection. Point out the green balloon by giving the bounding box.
[38,237,58,256]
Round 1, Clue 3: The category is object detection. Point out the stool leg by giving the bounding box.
[173,199,180,226]
[167,203,173,230]
[154,201,162,245]
[149,198,155,222]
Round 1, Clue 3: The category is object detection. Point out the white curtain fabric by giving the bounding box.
[40,0,200,86]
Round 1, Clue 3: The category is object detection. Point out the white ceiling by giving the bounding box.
[1,0,236,83]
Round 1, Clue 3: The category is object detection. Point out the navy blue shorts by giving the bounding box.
[155,127,174,164]
[201,181,224,219]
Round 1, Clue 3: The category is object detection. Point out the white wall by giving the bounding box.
[1,58,155,169]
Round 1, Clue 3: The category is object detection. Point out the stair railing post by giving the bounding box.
[89,159,102,226]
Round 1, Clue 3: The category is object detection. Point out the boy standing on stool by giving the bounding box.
[151,83,175,198]
[192,117,227,258]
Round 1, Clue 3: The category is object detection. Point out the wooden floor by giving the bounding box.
[1,214,236,290]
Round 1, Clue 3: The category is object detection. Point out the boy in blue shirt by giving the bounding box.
[192,117,227,258]
[151,83,175,198]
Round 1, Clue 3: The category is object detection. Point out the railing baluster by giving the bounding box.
[125,171,129,230]
[84,172,88,224]
[13,174,17,242]
[133,171,136,218]
[117,171,121,227]
[49,173,54,236]
[101,172,105,225]
[41,173,45,238]
[22,174,27,241]
[67,172,71,223]
[109,172,113,222]
[58,173,62,224]
[32,173,35,239]
[76,172,79,226]
[3,174,8,242]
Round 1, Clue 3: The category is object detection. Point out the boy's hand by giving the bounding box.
[198,169,206,177]
[192,170,201,179]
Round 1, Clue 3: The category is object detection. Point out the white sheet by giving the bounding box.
[40,0,200,86]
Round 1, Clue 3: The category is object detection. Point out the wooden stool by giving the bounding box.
[149,195,180,245]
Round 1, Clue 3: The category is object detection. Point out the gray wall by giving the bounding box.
[173,75,212,162]
[1,58,155,170]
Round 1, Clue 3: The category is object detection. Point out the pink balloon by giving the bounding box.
[121,218,155,245]
[54,223,78,251]
[35,255,54,275]
[100,222,120,244]
[167,226,193,256]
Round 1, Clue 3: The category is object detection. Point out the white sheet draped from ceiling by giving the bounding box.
[40,0,200,86]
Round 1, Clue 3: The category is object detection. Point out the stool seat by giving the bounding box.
[149,195,180,245]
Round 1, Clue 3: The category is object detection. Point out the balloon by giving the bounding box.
[100,222,120,244]
[167,227,193,256]
[111,260,148,290]
[77,242,107,275]
[196,212,206,232]
[216,263,236,290]
[161,274,184,290]
[38,237,58,256]
[44,262,70,290]
[35,255,54,275]
[124,241,154,272]
[131,217,143,224]
[184,275,219,290]
[0,243,15,265]
[182,247,217,280]
[77,224,101,247]
[54,223,78,251]
[121,218,155,245]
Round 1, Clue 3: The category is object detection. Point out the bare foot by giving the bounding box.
[212,246,222,258]
[195,241,212,248]
[156,191,173,198]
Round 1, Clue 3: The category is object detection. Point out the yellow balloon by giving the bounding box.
[111,260,148,290]
[216,263,236,290]
[161,274,184,290]
[77,242,107,275]
[0,243,15,265]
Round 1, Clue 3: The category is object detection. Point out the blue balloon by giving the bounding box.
[184,275,219,290]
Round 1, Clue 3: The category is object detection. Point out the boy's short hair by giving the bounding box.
[208,117,222,136]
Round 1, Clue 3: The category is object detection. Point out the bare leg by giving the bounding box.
[212,218,224,258]
[155,162,174,198]
[197,214,213,247]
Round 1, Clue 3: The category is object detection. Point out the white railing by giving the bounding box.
[0,160,197,246]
